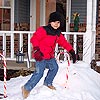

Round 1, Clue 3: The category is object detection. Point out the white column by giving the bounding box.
[83,0,93,63]
[11,0,14,58]
[91,0,97,60]
[92,0,97,32]
[40,0,46,26]
[11,0,14,31]
[65,0,71,42]
[30,0,36,31]
[66,0,71,32]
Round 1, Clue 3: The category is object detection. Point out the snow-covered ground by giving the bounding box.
[0,61,100,100]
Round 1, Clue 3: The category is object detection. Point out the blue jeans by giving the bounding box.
[24,58,58,91]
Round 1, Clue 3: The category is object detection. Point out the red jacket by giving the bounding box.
[30,27,73,59]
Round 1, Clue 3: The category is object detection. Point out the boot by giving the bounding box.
[21,86,30,99]
[46,85,56,90]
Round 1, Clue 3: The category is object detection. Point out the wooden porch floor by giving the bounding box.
[0,60,35,71]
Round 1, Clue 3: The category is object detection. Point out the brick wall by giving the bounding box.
[96,27,100,60]
[95,0,100,61]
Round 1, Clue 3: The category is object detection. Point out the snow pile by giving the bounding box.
[0,61,100,100]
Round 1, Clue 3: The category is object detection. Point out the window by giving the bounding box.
[0,8,10,30]
[0,0,11,30]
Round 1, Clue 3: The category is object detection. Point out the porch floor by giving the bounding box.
[0,60,35,71]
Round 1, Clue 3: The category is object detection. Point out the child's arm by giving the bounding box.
[57,34,76,63]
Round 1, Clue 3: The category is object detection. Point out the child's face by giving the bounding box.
[50,21,60,29]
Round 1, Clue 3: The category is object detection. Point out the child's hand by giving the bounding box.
[69,49,76,63]
[33,46,44,61]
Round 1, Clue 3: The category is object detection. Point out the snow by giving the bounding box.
[96,61,100,66]
[0,61,100,100]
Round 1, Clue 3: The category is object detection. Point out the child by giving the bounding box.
[21,12,76,99]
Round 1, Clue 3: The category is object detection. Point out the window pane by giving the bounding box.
[0,8,11,30]
[4,0,11,7]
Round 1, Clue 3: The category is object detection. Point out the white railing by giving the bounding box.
[0,31,85,65]
[0,31,33,61]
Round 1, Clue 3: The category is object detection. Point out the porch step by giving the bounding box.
[0,60,35,71]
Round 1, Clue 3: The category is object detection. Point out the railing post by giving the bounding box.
[55,44,58,57]
[3,33,6,56]
[19,33,23,52]
[11,32,14,58]
[27,33,31,68]
[28,33,31,59]
[73,34,77,54]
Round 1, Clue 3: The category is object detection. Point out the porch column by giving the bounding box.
[83,0,96,63]
[91,0,97,60]
[30,0,36,31]
[66,0,71,32]
[40,0,46,26]
[11,0,14,58]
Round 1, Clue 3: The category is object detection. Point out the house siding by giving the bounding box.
[14,0,30,23]
[71,0,87,23]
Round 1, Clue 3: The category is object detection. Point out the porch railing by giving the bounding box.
[0,31,85,66]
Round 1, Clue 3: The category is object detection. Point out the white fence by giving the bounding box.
[0,31,85,64]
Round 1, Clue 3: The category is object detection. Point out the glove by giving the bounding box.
[33,46,44,61]
[69,49,76,63]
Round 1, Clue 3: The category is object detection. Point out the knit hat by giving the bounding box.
[48,12,64,27]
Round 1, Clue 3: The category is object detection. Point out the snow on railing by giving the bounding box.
[0,31,84,67]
